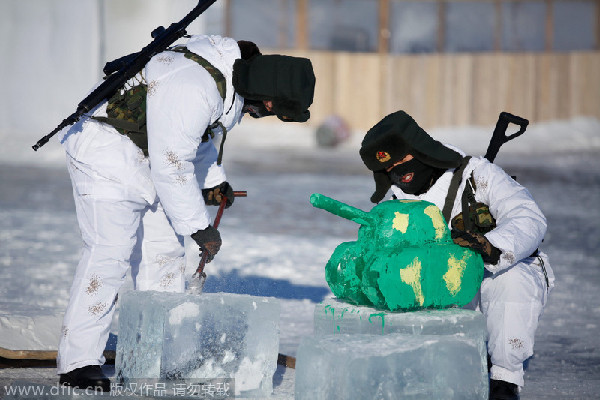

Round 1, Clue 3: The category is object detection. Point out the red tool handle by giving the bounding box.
[195,190,247,277]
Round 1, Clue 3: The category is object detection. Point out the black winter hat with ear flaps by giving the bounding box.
[232,54,316,122]
[359,110,463,203]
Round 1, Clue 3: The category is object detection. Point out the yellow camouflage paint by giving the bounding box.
[400,258,424,306]
[443,255,468,295]
[424,205,447,240]
[392,212,409,233]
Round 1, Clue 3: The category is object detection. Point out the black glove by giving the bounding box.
[191,225,222,262]
[202,182,234,208]
[451,230,501,265]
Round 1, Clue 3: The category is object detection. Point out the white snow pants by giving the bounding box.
[57,151,186,374]
[466,253,554,387]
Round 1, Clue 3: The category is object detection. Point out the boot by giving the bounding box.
[489,379,519,400]
[59,365,111,392]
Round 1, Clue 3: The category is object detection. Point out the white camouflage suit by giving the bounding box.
[390,151,555,388]
[56,35,245,374]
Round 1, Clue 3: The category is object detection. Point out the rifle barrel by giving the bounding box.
[32,112,80,151]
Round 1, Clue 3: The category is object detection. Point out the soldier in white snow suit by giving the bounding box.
[56,35,315,390]
[359,111,554,400]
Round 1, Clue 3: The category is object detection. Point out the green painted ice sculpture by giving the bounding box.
[310,193,484,311]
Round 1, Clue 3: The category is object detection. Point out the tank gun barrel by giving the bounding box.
[310,193,374,226]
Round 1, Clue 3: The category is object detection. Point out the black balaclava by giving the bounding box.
[242,99,274,119]
[388,158,439,195]
[237,41,275,119]
[233,54,316,122]
[360,110,463,203]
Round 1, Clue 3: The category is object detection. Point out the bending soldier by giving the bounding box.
[57,35,315,390]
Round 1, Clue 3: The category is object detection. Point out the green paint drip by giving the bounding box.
[368,313,386,334]
[310,193,484,311]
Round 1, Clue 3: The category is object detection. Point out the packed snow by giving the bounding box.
[1,117,599,398]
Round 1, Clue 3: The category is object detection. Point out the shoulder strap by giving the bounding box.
[442,156,472,223]
[171,46,230,165]
[170,47,226,101]
[460,174,477,232]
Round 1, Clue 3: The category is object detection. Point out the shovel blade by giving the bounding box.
[187,272,207,295]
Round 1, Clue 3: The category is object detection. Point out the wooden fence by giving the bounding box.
[269,50,600,130]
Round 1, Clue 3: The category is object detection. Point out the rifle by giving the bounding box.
[485,111,529,163]
[32,0,217,151]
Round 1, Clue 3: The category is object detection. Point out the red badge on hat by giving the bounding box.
[376,151,391,163]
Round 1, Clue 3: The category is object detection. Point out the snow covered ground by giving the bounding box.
[1,118,599,399]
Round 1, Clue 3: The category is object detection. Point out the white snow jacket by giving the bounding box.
[391,151,547,274]
[145,35,245,235]
[59,35,244,237]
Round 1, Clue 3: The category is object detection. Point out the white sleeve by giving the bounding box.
[195,137,227,190]
[473,161,547,273]
[146,67,223,236]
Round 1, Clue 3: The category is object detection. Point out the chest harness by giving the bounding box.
[441,157,548,287]
[93,47,230,164]
[441,157,494,235]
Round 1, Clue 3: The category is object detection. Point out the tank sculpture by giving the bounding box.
[310,193,484,311]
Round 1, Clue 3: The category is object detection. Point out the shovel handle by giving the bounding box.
[213,191,247,228]
[195,190,247,277]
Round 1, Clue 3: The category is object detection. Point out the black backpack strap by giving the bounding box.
[442,156,472,224]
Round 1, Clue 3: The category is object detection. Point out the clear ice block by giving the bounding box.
[294,297,489,399]
[295,333,488,400]
[115,290,280,397]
